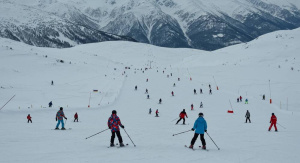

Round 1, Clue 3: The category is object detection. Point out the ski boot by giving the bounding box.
[189,145,193,149]
[120,143,125,147]
[55,127,59,130]
[202,145,206,150]
[275,130,278,132]
[61,127,66,130]
[110,143,115,147]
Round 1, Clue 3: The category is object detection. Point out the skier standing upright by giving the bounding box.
[200,102,203,108]
[155,109,159,117]
[49,101,53,107]
[189,112,207,149]
[74,112,78,122]
[268,113,278,132]
[176,109,188,125]
[245,110,251,123]
[194,89,197,94]
[27,114,32,123]
[108,110,125,147]
[191,104,194,110]
[55,107,67,130]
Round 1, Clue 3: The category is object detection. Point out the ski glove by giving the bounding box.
[205,130,207,132]
[191,128,195,131]
[65,117,67,120]
[121,125,125,129]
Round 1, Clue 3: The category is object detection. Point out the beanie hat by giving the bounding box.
[199,112,203,116]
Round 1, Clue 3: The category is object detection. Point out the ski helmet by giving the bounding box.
[60,107,63,110]
[112,110,117,114]
[199,112,203,116]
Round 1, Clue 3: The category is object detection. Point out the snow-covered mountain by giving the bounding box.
[1,0,300,50]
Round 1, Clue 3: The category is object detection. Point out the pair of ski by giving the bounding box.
[184,145,209,151]
[52,128,72,130]
[107,143,129,148]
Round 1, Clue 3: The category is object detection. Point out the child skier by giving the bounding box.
[155,109,159,117]
[108,110,125,147]
[268,113,278,132]
[245,99,248,104]
[176,109,188,125]
[27,114,32,123]
[74,112,78,122]
[245,110,251,123]
[189,112,207,149]
[55,107,67,130]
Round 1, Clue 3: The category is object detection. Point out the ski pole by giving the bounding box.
[85,128,109,139]
[0,95,16,110]
[122,128,136,147]
[206,132,220,150]
[171,117,179,122]
[172,130,192,136]
[277,123,286,129]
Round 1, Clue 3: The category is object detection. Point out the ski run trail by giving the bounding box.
[0,28,300,163]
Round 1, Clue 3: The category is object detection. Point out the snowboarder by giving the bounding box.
[262,94,265,100]
[51,80,54,85]
[135,85,137,90]
[245,99,248,104]
[108,110,125,147]
[200,89,203,94]
[194,89,197,94]
[27,114,32,123]
[55,107,67,130]
[149,108,152,114]
[240,96,242,102]
[145,89,148,94]
[173,83,176,87]
[245,110,251,123]
[200,102,203,108]
[209,89,212,95]
[176,109,188,125]
[191,104,194,110]
[49,101,53,107]
[155,109,159,117]
[189,112,207,149]
[268,113,278,132]
[237,98,239,103]
[159,98,162,104]
[74,112,78,122]
[147,94,150,99]
[171,91,174,96]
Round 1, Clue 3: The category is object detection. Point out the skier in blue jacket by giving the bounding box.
[189,112,207,149]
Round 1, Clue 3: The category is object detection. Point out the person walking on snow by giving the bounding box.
[189,112,207,149]
[191,104,194,110]
[155,109,159,117]
[27,114,32,123]
[245,110,251,123]
[55,107,67,130]
[176,109,188,125]
[268,113,278,132]
[108,110,125,147]
[74,112,78,122]
[245,99,248,104]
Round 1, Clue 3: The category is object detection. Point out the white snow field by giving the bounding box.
[0,28,300,163]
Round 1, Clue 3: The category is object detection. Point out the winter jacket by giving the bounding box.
[74,113,78,119]
[108,114,123,132]
[245,111,250,118]
[27,115,31,120]
[179,112,187,118]
[270,115,277,123]
[192,117,207,134]
[56,110,65,120]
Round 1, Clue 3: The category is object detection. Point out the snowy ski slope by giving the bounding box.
[0,28,300,163]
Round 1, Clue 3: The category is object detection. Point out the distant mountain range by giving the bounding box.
[1,0,300,50]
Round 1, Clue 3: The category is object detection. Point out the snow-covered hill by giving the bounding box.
[1,0,300,50]
[0,28,299,163]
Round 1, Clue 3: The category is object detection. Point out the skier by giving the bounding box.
[145,89,148,94]
[146,78,148,82]
[176,109,188,125]
[171,73,172,76]
[27,114,32,123]
[200,89,203,94]
[237,98,239,103]
[159,98,162,104]
[240,96,242,102]
[55,107,67,130]
[51,80,54,85]
[262,94,265,100]
[209,84,211,89]
[171,91,174,96]
[74,112,78,122]
[173,83,176,87]
[49,101,53,107]
[194,89,197,94]
[178,78,180,81]
[245,110,251,123]
[209,89,212,95]
[191,104,194,110]
[245,99,248,104]
[108,110,125,147]
[135,85,137,90]
[268,113,278,132]
[200,102,203,108]
[147,94,150,99]
[155,109,159,117]
[189,112,207,149]
[149,108,152,114]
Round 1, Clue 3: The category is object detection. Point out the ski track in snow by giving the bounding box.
[0,28,300,163]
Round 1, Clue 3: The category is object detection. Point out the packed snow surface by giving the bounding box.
[0,28,300,163]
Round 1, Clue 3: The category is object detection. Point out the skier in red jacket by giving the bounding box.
[176,109,188,125]
[27,114,32,123]
[268,113,278,132]
[74,112,78,122]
